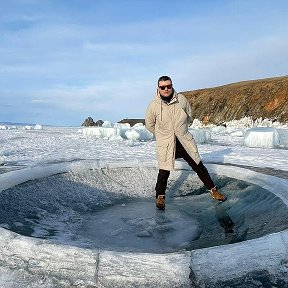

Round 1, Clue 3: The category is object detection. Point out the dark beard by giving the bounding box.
[160,90,174,103]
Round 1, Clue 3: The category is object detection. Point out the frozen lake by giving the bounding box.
[0,123,288,287]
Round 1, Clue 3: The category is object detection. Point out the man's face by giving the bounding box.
[158,80,173,97]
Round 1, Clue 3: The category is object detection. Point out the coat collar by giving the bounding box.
[155,89,178,105]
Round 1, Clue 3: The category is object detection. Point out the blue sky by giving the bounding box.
[1,0,288,126]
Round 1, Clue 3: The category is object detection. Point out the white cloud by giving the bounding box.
[24,79,154,120]
[164,35,288,91]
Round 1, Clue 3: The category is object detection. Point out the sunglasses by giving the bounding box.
[158,84,172,90]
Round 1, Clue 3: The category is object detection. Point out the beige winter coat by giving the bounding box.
[145,90,201,171]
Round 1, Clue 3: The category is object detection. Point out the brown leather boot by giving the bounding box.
[210,187,227,202]
[156,195,165,210]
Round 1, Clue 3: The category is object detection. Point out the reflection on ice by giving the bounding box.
[214,203,235,234]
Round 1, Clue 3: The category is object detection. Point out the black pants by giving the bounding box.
[155,138,215,197]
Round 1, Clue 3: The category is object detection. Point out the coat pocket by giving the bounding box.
[156,144,169,162]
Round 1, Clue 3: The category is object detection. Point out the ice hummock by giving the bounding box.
[80,118,288,148]
[81,121,212,143]
[244,127,280,148]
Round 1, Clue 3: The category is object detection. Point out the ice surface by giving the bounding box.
[0,162,287,287]
[190,230,288,287]
[190,163,288,286]
[0,225,191,287]
[0,118,288,286]
[2,170,285,251]
[229,129,244,137]
[80,201,200,253]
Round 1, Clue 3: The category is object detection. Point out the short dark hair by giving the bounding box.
[158,75,172,85]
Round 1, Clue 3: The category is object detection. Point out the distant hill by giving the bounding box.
[181,75,288,124]
[118,118,145,126]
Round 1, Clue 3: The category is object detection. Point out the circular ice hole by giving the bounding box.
[1,166,288,253]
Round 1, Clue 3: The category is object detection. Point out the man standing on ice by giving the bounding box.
[145,76,227,210]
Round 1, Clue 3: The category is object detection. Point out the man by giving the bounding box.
[145,76,227,210]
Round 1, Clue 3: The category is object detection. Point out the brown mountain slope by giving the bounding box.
[181,75,288,124]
